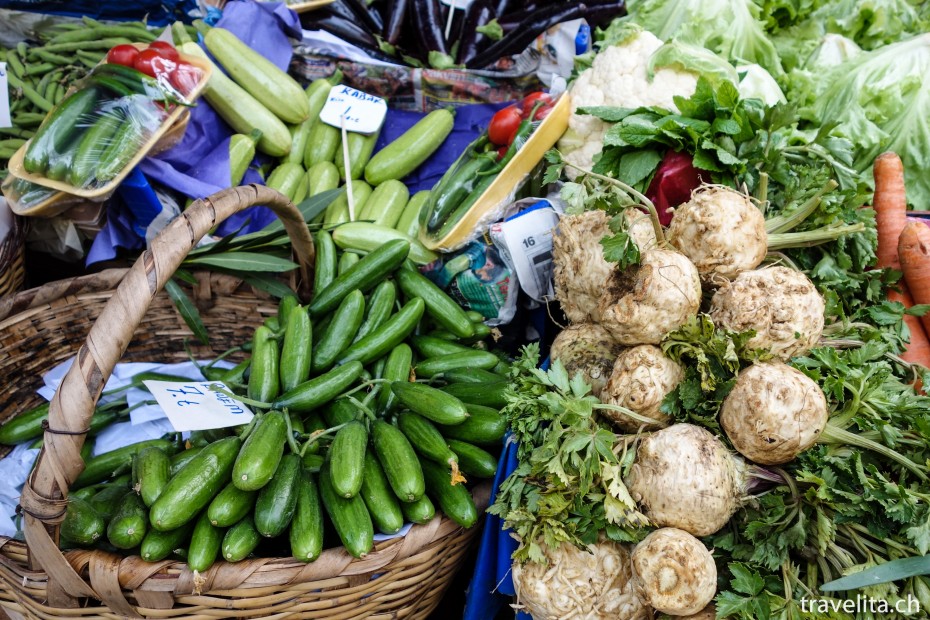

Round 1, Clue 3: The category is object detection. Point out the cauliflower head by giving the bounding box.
[558,31,699,175]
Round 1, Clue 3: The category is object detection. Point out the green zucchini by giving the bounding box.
[335,128,381,181]
[365,109,454,185]
[304,121,340,168]
[331,222,438,265]
[323,180,372,225]
[395,190,430,239]
[306,161,341,197]
[358,179,409,228]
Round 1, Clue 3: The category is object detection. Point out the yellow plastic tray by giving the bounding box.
[7,46,211,199]
[420,92,572,252]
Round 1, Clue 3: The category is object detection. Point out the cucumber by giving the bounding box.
[354,280,396,343]
[323,398,361,427]
[302,413,328,455]
[254,453,301,538]
[223,514,262,561]
[69,102,125,188]
[314,229,338,294]
[358,179,409,228]
[396,412,459,472]
[149,436,242,532]
[329,420,368,498]
[400,494,435,525]
[280,304,312,393]
[391,382,469,426]
[169,446,204,477]
[396,266,474,339]
[178,42,291,157]
[140,521,194,562]
[207,482,257,527]
[395,190,430,239]
[410,335,474,359]
[319,461,373,559]
[309,239,410,317]
[332,222,438,266]
[247,325,280,403]
[188,510,224,573]
[23,86,99,174]
[371,420,424,503]
[306,161,340,197]
[323,180,372,225]
[335,129,381,181]
[338,251,360,276]
[439,368,506,384]
[441,381,509,409]
[75,438,176,490]
[61,496,106,547]
[302,452,324,473]
[446,439,498,479]
[271,361,364,414]
[436,404,507,445]
[204,27,309,124]
[304,122,340,168]
[359,450,404,535]
[232,411,287,491]
[421,459,479,528]
[337,298,425,366]
[107,492,148,549]
[365,109,455,185]
[290,470,324,562]
[310,289,365,373]
[136,446,171,508]
[414,351,501,378]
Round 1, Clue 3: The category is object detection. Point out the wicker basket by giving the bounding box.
[0,210,26,298]
[0,185,489,619]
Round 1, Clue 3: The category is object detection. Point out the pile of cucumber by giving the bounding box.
[43,237,509,569]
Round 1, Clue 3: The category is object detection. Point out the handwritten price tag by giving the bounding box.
[142,380,253,432]
[319,85,387,135]
[0,63,11,129]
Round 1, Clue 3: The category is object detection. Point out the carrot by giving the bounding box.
[899,221,930,338]
[873,152,908,270]
[889,287,930,370]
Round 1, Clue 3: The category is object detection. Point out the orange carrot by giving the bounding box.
[899,221,930,338]
[889,287,930,369]
[873,152,908,270]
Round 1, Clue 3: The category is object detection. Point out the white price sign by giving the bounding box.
[0,63,11,128]
[142,380,253,432]
[319,85,387,135]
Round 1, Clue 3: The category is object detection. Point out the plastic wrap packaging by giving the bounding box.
[7,42,209,196]
[418,91,570,253]
[0,173,96,218]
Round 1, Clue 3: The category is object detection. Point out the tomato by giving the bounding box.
[520,92,552,117]
[507,125,521,147]
[497,146,508,160]
[487,105,522,146]
[106,44,140,67]
[168,61,201,96]
[134,49,176,78]
[147,41,180,62]
[534,104,553,121]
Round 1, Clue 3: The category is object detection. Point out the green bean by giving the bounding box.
[24,62,55,76]
[5,49,25,79]
[35,38,133,54]
[13,112,48,127]
[16,42,27,58]
[75,56,98,70]
[53,83,66,105]
[6,72,53,113]
[30,48,75,65]
[76,50,106,63]
[49,25,155,45]
[0,127,33,139]
[42,70,62,99]
[35,72,54,99]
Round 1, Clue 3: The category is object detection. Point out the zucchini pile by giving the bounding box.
[44,238,508,568]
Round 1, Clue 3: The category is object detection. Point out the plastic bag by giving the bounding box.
[9,42,207,195]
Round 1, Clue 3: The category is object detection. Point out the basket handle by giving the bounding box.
[19,185,315,605]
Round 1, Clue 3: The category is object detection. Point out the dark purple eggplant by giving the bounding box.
[466,2,588,69]
[383,0,409,45]
[344,0,384,35]
[411,0,449,56]
[582,0,626,28]
[302,13,379,49]
[456,0,495,65]
[492,0,511,17]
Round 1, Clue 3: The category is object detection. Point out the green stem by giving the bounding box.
[764,180,838,234]
[767,223,866,250]
[819,424,928,481]
[345,394,376,422]
[208,386,272,410]
[593,403,660,427]
[762,251,802,271]
[561,159,667,246]
[299,422,347,456]
[755,171,769,209]
[283,410,301,456]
